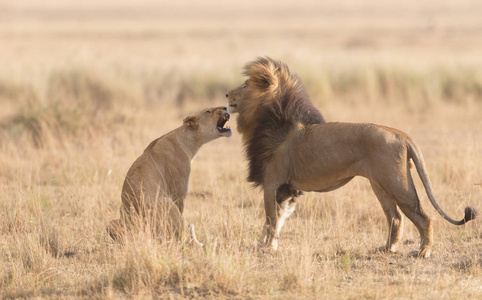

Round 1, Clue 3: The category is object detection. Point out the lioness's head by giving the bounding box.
[183,106,231,141]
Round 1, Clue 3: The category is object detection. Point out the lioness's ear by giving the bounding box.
[183,115,199,129]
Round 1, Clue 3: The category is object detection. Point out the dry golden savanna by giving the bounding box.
[0,0,481,298]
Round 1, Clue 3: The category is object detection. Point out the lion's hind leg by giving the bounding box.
[375,171,433,258]
[395,191,433,258]
[370,181,404,253]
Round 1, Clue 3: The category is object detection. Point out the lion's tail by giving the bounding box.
[406,140,478,225]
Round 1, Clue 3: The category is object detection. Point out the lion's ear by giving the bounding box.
[183,115,199,129]
[245,60,279,92]
[252,68,278,91]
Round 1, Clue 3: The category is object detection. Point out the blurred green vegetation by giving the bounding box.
[1,65,481,146]
[297,65,482,107]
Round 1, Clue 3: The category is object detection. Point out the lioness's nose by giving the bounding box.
[222,107,227,111]
[225,93,229,98]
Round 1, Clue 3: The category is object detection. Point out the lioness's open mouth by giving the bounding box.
[217,113,231,134]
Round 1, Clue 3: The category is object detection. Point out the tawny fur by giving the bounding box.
[226,57,477,258]
[107,106,231,245]
[228,57,325,186]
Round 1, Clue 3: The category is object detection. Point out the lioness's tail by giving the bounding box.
[407,140,478,225]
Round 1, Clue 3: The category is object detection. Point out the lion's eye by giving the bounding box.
[242,83,247,88]
[206,110,212,113]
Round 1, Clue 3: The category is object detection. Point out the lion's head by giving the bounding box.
[226,57,325,186]
[183,106,232,142]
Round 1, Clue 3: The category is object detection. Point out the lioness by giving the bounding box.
[226,57,477,258]
[108,106,231,245]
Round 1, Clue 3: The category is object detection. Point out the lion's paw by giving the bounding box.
[409,248,431,259]
[375,246,397,254]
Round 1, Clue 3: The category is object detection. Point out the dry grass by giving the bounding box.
[0,1,481,298]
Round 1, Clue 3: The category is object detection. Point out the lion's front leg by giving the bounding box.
[262,187,279,250]
[258,200,297,248]
[275,198,297,238]
[257,222,269,245]
[274,184,300,242]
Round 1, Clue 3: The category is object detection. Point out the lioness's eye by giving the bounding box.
[206,110,212,113]
[242,83,247,88]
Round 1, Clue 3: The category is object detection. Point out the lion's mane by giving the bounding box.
[241,57,325,187]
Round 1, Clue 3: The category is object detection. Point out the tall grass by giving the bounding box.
[1,1,482,295]
[2,64,481,148]
[1,61,480,298]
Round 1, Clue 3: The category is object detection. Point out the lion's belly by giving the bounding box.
[290,173,355,193]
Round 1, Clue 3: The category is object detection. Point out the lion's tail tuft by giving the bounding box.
[407,140,477,225]
[464,206,478,222]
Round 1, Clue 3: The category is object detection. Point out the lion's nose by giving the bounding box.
[225,93,229,98]
[222,107,227,111]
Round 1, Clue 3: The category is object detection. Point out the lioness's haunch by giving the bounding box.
[107,107,231,245]
[226,57,478,258]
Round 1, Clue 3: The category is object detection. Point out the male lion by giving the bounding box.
[226,57,477,258]
[108,106,231,245]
